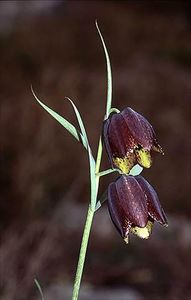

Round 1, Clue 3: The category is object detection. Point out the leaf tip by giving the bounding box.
[31,85,40,103]
[95,19,98,28]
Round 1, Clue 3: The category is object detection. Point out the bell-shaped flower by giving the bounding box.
[108,175,167,243]
[103,107,163,174]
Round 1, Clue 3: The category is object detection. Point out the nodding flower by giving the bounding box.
[103,107,163,174]
[107,175,167,243]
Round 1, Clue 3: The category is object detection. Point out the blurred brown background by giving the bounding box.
[1,1,191,300]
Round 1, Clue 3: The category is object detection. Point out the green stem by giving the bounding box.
[71,206,94,300]
[71,135,103,300]
[97,168,119,177]
[72,22,113,300]
[109,107,120,114]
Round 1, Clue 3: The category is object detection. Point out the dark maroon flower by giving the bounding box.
[103,107,163,174]
[108,175,167,243]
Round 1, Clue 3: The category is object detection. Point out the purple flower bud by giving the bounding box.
[108,175,167,243]
[103,107,163,174]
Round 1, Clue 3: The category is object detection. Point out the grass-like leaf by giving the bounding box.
[65,97,89,148]
[65,97,97,210]
[32,88,97,208]
[87,144,97,210]
[31,87,87,149]
[34,279,45,300]
[96,21,112,119]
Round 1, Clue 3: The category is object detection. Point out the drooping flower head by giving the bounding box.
[103,107,163,174]
[108,175,167,243]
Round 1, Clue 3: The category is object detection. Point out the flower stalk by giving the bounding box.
[71,139,102,300]
[72,205,94,300]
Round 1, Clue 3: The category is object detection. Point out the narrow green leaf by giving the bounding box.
[96,21,112,119]
[31,87,87,149]
[129,164,143,176]
[65,97,97,209]
[65,97,89,148]
[87,144,97,210]
[34,279,45,300]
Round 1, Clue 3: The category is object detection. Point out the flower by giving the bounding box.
[108,175,167,243]
[103,107,163,174]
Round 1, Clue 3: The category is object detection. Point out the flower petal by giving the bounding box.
[108,181,132,239]
[135,148,152,168]
[136,176,168,226]
[113,153,136,174]
[108,175,148,240]
[103,119,114,167]
[152,138,164,154]
[107,112,135,157]
[103,107,163,174]
[103,112,137,172]
[121,107,157,150]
